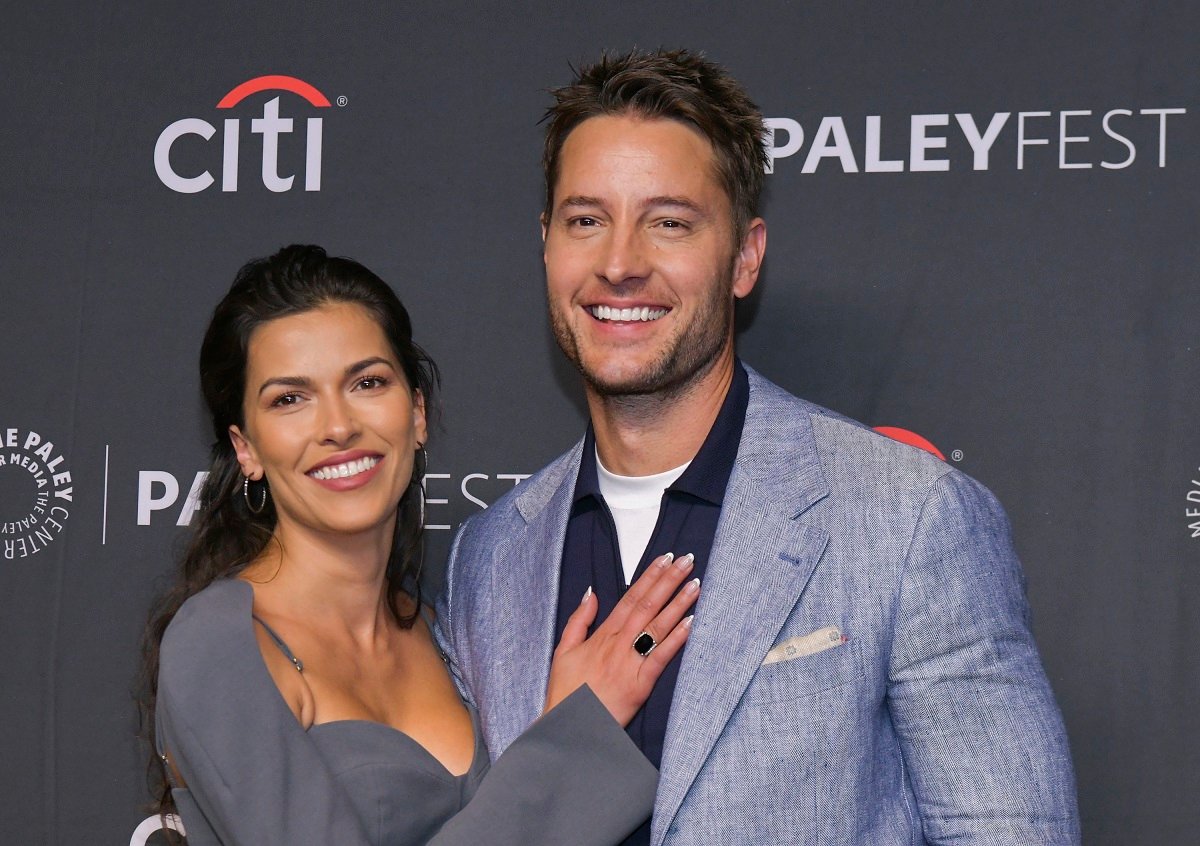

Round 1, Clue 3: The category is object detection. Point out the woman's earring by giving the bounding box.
[415,444,428,531]
[243,475,268,515]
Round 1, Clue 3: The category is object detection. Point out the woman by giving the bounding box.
[142,245,700,845]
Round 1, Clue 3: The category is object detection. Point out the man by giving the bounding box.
[438,49,1080,845]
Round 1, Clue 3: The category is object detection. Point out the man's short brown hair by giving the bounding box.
[542,49,768,238]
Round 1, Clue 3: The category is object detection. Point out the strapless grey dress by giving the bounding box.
[157,578,657,846]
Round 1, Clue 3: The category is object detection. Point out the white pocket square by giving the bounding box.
[762,625,846,665]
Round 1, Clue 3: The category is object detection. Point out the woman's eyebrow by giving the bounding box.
[256,375,311,397]
[345,357,395,376]
[256,358,396,396]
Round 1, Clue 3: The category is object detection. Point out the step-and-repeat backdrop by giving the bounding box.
[2,3,1196,843]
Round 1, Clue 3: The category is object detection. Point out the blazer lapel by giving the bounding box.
[652,370,830,843]
[475,443,583,754]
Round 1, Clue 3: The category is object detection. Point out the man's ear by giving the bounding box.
[228,425,263,480]
[732,218,767,299]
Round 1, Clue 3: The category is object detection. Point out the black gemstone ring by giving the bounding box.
[633,631,658,657]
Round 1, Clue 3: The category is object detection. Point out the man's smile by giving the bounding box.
[586,305,670,323]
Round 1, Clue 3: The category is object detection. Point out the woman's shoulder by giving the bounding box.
[160,578,255,683]
[166,577,252,637]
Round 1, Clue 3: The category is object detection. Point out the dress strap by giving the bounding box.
[252,615,305,672]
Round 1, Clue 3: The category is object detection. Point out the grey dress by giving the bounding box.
[156,579,657,846]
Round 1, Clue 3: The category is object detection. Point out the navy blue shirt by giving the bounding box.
[554,362,749,846]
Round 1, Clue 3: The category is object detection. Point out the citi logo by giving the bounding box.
[154,75,335,194]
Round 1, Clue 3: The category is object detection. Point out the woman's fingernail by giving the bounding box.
[657,552,675,568]
[580,585,592,605]
[675,552,695,569]
[685,577,700,594]
[683,615,695,628]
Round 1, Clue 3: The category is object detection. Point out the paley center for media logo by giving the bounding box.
[155,74,344,193]
[0,428,72,559]
[1187,469,1200,539]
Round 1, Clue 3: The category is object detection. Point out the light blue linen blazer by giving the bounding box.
[437,366,1080,845]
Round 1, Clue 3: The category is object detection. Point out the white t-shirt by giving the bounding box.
[596,449,691,585]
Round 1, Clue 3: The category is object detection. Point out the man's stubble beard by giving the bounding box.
[547,259,737,405]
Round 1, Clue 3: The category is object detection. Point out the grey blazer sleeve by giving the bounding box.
[159,582,656,846]
[432,685,658,845]
[886,471,1081,844]
[157,588,374,846]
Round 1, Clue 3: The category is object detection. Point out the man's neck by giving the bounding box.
[587,352,735,476]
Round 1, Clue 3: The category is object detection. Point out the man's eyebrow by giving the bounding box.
[557,195,707,214]
[558,195,604,209]
[643,196,706,215]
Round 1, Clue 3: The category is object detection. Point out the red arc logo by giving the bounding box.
[872,426,946,461]
[217,75,331,108]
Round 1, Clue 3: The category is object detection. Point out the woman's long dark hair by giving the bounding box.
[138,245,439,826]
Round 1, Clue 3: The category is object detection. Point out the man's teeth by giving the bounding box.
[589,305,668,322]
[309,456,380,480]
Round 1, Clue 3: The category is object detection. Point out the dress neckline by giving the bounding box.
[308,707,484,782]
[230,577,480,779]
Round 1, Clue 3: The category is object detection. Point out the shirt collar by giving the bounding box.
[573,360,749,506]
[574,426,603,503]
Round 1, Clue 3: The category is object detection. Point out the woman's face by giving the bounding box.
[229,301,426,542]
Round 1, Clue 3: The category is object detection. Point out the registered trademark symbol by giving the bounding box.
[337,95,348,107]
[951,449,964,462]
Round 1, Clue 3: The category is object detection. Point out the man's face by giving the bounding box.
[543,114,763,399]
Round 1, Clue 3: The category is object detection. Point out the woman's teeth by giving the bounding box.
[309,456,379,480]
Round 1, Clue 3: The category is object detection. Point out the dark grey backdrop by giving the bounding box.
[1,2,1196,844]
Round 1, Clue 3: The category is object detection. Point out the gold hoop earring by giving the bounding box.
[243,475,268,515]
